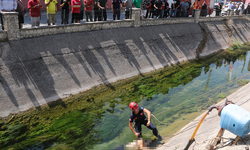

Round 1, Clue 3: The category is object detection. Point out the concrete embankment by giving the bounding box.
[0,18,250,118]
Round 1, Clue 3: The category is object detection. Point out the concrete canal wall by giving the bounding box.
[1,10,250,117]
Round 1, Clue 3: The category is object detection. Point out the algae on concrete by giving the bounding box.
[1,43,250,150]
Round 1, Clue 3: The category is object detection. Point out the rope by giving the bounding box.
[151,114,194,125]
[147,72,250,140]
[151,97,250,143]
[133,72,250,142]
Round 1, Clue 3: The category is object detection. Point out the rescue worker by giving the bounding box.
[128,102,161,140]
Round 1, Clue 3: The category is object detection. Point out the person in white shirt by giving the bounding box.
[228,1,233,9]
[227,1,233,15]
[239,2,244,15]
[0,0,17,30]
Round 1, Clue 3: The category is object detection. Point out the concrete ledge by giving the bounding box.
[199,16,225,22]
[20,20,133,39]
[19,16,249,39]
[1,12,19,15]
[140,18,195,26]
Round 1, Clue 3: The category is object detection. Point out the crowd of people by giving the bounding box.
[1,0,250,29]
[214,1,250,16]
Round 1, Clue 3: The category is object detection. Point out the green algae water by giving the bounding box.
[1,44,250,150]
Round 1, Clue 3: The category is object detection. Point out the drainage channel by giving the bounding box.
[1,46,250,150]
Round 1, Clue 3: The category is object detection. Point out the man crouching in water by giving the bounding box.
[128,102,162,140]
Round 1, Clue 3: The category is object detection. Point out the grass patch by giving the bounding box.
[228,40,243,51]
[237,79,249,86]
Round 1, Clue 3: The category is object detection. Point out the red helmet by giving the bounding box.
[129,102,138,110]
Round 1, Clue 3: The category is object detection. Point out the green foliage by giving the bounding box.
[47,144,75,150]
[237,79,249,86]
[174,145,180,150]
[228,40,243,51]
[218,93,227,99]
[0,124,27,148]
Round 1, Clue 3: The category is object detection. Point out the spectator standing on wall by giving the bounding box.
[163,0,169,17]
[191,0,200,17]
[112,0,122,20]
[227,1,233,15]
[84,0,93,22]
[215,2,222,16]
[60,0,70,24]
[71,0,81,23]
[93,0,100,21]
[28,0,41,27]
[148,0,155,18]
[239,2,243,15]
[124,0,133,19]
[141,0,150,19]
[45,0,58,26]
[80,0,84,20]
[16,0,25,28]
[235,2,240,15]
[145,0,151,18]
[186,0,190,17]
[175,0,181,17]
[200,0,207,17]
[180,0,188,17]
[160,0,165,18]
[170,0,176,17]
[0,0,17,30]
[246,3,250,14]
[231,2,236,15]
[232,2,236,9]
[133,0,142,10]
[154,0,162,18]
[98,0,109,21]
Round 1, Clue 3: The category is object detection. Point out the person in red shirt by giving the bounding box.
[84,0,94,22]
[71,0,81,23]
[28,0,42,27]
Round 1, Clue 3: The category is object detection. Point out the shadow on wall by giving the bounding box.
[232,20,250,42]
[0,20,249,116]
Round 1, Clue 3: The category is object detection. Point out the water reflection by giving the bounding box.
[226,61,234,82]
[248,59,250,71]
[204,68,212,92]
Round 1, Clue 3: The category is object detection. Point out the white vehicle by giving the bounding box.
[221,3,229,16]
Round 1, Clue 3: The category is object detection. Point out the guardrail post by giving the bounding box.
[1,12,20,41]
[132,8,141,27]
[227,9,234,16]
[194,9,200,23]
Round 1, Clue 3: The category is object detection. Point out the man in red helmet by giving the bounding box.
[128,102,161,140]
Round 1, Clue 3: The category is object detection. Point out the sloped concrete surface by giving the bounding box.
[0,23,201,117]
[1,19,250,118]
[158,82,250,150]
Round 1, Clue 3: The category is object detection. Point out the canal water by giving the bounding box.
[1,46,250,150]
